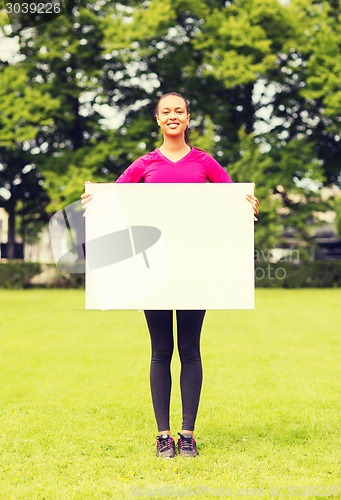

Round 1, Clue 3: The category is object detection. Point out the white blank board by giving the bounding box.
[85,183,254,310]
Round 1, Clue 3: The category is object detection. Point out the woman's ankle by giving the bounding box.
[181,429,194,436]
[158,430,171,436]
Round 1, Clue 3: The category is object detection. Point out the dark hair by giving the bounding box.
[155,92,191,145]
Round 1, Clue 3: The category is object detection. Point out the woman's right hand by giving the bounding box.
[81,181,93,217]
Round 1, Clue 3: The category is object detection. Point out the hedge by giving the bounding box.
[0,262,84,289]
[255,261,341,288]
[0,261,340,289]
[0,262,42,288]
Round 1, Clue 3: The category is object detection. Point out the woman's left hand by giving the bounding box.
[246,192,260,221]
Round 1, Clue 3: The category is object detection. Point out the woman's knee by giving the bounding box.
[178,342,201,364]
[151,345,174,364]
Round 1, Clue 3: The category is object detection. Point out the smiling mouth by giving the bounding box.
[167,123,180,127]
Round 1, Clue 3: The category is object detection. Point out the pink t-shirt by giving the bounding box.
[116,147,233,183]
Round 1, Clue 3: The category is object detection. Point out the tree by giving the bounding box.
[0,1,122,252]
[1,0,339,257]
[101,0,334,250]
[0,65,58,258]
[265,0,340,185]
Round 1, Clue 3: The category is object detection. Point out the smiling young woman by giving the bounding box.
[81,91,259,459]
[155,93,191,162]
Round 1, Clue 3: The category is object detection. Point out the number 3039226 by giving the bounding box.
[5,2,61,15]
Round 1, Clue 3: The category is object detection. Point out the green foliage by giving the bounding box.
[0,0,339,254]
[0,262,85,288]
[1,260,340,289]
[194,4,278,86]
[0,66,59,148]
[0,262,41,288]
[289,0,341,121]
[261,135,327,246]
[42,265,85,288]
[228,128,280,249]
[43,144,115,212]
[0,64,58,254]
[189,116,216,153]
[269,0,340,184]
[255,261,341,288]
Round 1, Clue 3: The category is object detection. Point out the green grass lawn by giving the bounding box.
[0,289,340,499]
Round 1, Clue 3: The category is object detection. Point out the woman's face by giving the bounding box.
[156,95,190,139]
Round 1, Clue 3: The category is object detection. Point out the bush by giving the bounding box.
[1,260,340,289]
[42,266,85,288]
[25,264,84,288]
[0,261,42,288]
[0,262,84,289]
[255,261,341,288]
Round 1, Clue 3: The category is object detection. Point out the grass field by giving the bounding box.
[0,289,340,499]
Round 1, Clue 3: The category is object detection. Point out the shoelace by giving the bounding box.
[178,432,195,451]
[157,435,173,453]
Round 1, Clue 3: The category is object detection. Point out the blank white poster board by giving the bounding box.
[85,183,254,310]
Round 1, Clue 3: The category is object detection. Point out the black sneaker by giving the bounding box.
[156,434,176,459]
[177,432,198,457]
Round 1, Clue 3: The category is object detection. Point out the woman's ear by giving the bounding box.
[155,115,160,126]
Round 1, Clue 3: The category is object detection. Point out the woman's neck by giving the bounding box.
[159,138,191,162]
[159,136,190,154]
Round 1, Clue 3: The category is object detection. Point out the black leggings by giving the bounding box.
[144,310,206,432]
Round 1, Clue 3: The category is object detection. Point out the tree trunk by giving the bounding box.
[244,83,255,135]
[7,199,16,260]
